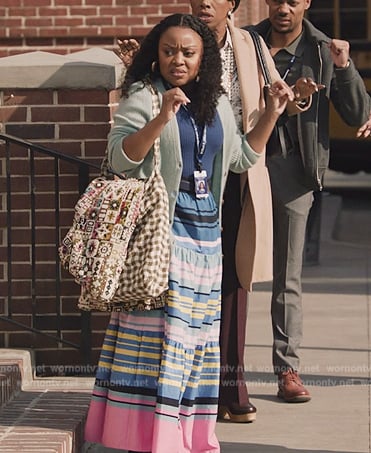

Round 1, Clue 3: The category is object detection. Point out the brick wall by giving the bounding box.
[0,50,122,373]
[0,0,193,57]
[233,1,267,28]
[0,0,265,57]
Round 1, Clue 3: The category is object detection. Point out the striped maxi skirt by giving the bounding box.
[84,190,223,453]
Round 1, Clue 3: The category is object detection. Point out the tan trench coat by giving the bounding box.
[228,23,279,290]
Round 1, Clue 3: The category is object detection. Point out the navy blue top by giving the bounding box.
[176,106,223,180]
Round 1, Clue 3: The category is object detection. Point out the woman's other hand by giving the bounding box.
[356,112,371,138]
[265,80,294,117]
[293,77,325,100]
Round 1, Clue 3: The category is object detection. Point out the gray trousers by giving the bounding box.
[267,152,314,374]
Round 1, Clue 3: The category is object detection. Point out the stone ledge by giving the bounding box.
[0,48,124,90]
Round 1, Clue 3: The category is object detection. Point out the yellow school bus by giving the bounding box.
[329,64,371,174]
[307,1,371,174]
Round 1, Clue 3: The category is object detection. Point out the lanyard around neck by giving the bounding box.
[183,106,207,171]
[281,55,296,81]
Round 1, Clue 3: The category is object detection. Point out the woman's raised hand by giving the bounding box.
[159,88,191,123]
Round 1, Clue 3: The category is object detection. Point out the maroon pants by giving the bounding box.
[219,172,250,407]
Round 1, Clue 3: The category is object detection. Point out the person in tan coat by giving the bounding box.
[216,13,275,422]
[116,0,318,423]
[190,0,316,423]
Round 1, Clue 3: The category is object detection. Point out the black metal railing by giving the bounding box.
[0,133,101,370]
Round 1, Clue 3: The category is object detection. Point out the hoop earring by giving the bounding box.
[151,61,157,73]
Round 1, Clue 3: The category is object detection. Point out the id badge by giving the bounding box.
[194,170,209,199]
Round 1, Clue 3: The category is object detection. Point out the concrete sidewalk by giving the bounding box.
[216,189,371,453]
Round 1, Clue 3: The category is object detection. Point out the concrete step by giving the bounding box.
[0,349,34,408]
[0,362,22,408]
[0,349,94,453]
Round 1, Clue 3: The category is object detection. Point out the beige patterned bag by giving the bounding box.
[60,83,170,312]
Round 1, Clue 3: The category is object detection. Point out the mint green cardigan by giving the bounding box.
[107,79,260,224]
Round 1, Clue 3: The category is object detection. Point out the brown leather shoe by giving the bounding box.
[217,401,257,423]
[277,369,311,403]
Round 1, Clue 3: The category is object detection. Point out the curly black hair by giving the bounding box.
[121,14,223,126]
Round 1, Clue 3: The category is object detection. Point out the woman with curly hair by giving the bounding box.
[84,13,292,453]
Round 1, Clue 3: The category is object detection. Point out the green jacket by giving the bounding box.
[107,79,260,224]
[249,18,370,190]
